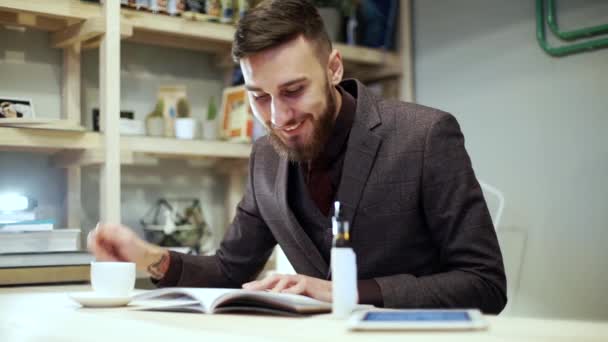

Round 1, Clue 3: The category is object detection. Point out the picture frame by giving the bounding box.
[0,97,35,119]
[220,85,253,143]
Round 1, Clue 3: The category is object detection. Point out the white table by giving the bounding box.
[0,285,606,342]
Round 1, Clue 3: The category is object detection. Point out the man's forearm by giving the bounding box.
[375,270,507,314]
[142,245,171,280]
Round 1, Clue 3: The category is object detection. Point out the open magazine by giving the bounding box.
[132,287,332,316]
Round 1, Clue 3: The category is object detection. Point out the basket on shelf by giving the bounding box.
[140,198,210,254]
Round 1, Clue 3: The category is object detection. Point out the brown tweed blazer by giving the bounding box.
[161,79,507,314]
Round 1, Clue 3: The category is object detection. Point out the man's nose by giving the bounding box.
[270,98,294,129]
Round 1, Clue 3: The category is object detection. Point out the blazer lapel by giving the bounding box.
[336,80,382,230]
[274,157,328,277]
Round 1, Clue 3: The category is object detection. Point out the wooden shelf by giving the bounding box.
[337,43,401,67]
[0,0,99,20]
[0,125,251,160]
[0,126,99,153]
[0,0,100,31]
[0,118,59,125]
[0,118,87,130]
[0,0,401,69]
[123,8,234,46]
[122,136,251,159]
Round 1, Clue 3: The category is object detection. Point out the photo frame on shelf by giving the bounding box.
[220,85,253,143]
[0,97,35,119]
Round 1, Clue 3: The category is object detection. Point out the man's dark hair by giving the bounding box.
[232,0,332,63]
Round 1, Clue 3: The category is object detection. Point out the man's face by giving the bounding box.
[240,36,340,161]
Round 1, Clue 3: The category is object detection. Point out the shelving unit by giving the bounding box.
[0,0,412,283]
[0,0,403,73]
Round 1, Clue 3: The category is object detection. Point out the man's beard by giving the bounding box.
[266,82,337,162]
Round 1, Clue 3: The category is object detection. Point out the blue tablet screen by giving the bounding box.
[363,311,471,322]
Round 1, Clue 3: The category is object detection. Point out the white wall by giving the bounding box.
[413,0,608,321]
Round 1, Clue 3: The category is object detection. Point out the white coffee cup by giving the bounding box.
[90,261,136,297]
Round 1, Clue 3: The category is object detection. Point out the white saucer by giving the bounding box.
[68,292,132,308]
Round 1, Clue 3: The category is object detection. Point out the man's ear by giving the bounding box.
[327,49,344,86]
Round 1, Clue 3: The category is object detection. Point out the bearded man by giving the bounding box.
[89,0,507,313]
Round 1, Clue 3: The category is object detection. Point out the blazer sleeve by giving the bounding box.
[156,143,277,288]
[374,113,508,314]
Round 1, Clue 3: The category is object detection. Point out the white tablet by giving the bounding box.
[348,309,488,331]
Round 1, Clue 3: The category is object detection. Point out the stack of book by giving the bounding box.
[0,219,92,269]
[0,219,79,253]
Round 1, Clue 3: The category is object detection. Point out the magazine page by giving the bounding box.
[210,290,332,315]
[132,288,237,313]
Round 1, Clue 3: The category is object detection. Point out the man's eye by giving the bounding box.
[254,94,270,102]
[284,86,303,96]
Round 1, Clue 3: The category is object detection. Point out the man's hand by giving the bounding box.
[242,274,332,302]
[87,223,170,279]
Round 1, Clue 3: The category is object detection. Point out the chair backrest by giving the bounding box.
[479,180,531,317]
[479,180,505,230]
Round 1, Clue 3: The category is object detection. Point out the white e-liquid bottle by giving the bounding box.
[331,201,358,318]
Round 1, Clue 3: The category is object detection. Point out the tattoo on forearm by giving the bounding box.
[147,253,168,279]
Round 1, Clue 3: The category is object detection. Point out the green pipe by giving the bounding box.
[547,0,608,41]
[536,0,608,57]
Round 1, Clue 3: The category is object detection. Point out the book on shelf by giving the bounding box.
[0,251,93,268]
[0,219,54,232]
[0,228,81,254]
[132,287,332,316]
[0,211,35,224]
[0,264,90,286]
